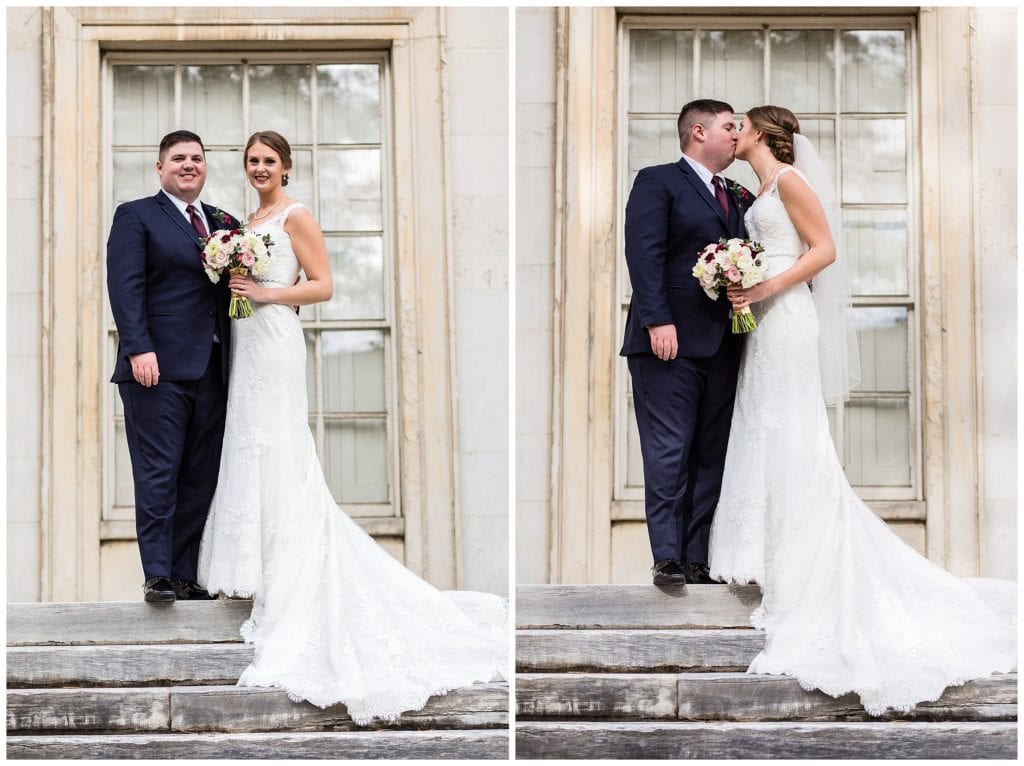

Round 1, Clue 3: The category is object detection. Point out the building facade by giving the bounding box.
[8,6,509,601]
[516,6,1016,584]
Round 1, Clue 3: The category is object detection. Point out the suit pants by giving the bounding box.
[627,332,739,565]
[119,343,227,581]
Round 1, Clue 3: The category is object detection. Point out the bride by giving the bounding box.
[708,106,1016,715]
[197,131,506,725]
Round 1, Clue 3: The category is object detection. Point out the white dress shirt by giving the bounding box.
[680,153,726,199]
[160,188,212,234]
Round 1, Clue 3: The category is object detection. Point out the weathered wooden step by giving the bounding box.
[7,601,253,646]
[516,585,760,629]
[515,672,1017,722]
[6,729,509,759]
[516,629,761,672]
[8,644,254,687]
[8,683,509,734]
[515,720,1017,759]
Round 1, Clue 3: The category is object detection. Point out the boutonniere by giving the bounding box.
[210,207,236,230]
[728,180,755,208]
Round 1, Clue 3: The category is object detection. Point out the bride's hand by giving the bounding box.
[229,274,267,304]
[728,280,774,311]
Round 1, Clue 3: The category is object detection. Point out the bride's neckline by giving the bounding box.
[247,201,297,229]
[755,163,792,198]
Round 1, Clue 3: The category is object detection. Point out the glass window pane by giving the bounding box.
[114,421,135,507]
[249,64,313,145]
[627,118,678,180]
[113,152,156,208]
[842,30,906,113]
[843,209,908,295]
[317,64,381,144]
[290,150,314,210]
[798,119,837,182]
[770,30,835,113]
[324,419,389,503]
[113,65,175,146]
[322,330,386,413]
[322,236,385,320]
[699,30,764,111]
[852,307,908,392]
[319,149,382,232]
[841,119,906,204]
[200,150,246,223]
[629,30,694,113]
[181,65,244,146]
[844,398,911,486]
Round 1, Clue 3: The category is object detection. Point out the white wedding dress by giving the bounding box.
[708,168,1016,716]
[197,203,507,725]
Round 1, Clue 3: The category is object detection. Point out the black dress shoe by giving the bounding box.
[143,576,176,603]
[171,579,217,600]
[681,562,716,585]
[652,559,687,586]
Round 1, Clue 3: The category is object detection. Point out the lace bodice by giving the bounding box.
[249,203,304,288]
[745,167,807,276]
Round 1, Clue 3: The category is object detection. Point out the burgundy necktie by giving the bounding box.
[712,176,731,220]
[186,204,209,240]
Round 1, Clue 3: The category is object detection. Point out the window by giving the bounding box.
[104,54,398,528]
[616,19,919,509]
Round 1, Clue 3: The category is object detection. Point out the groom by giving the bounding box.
[620,99,750,586]
[107,130,240,602]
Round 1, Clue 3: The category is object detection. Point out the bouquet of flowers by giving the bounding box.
[692,237,766,333]
[202,228,274,318]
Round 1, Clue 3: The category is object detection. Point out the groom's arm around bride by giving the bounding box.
[107,129,240,603]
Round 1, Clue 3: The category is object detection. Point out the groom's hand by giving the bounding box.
[647,324,678,361]
[130,352,160,387]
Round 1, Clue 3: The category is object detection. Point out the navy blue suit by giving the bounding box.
[107,191,239,582]
[620,158,751,566]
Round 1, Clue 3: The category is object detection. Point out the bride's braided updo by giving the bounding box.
[745,105,801,164]
[244,130,293,186]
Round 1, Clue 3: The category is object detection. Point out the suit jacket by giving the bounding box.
[620,158,752,358]
[107,192,240,384]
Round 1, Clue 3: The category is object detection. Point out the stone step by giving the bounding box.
[515,672,1017,722]
[8,644,254,687]
[7,601,253,646]
[516,584,760,629]
[515,720,1017,759]
[516,628,761,672]
[7,729,508,759]
[7,683,509,734]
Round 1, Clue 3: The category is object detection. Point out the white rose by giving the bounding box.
[741,271,763,288]
[736,252,753,271]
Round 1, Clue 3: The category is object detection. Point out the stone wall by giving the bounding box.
[7,7,44,602]
[973,6,1017,579]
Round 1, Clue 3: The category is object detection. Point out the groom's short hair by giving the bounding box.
[158,130,205,161]
[677,99,734,150]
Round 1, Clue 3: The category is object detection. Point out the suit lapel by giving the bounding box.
[154,192,206,250]
[202,202,233,234]
[676,158,728,228]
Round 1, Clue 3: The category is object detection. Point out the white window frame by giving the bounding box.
[100,52,402,536]
[612,14,923,522]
